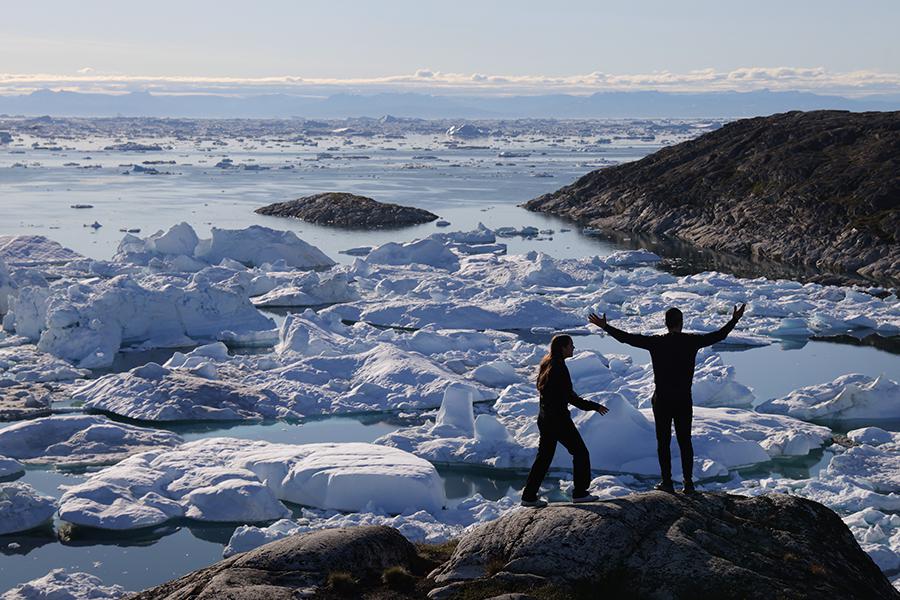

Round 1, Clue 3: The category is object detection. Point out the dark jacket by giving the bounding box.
[601,317,738,404]
[538,359,601,418]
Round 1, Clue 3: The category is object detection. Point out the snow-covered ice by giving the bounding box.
[74,362,291,421]
[0,415,182,466]
[1,569,126,600]
[57,438,445,530]
[116,222,335,270]
[8,271,274,368]
[0,455,25,478]
[0,482,56,535]
[224,493,518,557]
[757,373,900,421]
[0,235,83,267]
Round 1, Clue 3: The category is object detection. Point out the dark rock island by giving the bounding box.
[525,111,899,285]
[132,492,897,599]
[256,192,439,229]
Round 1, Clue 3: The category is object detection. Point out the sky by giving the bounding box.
[1,0,898,96]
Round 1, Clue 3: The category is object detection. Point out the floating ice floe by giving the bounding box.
[57,438,445,530]
[73,362,290,422]
[0,482,56,535]
[251,271,358,307]
[366,238,460,270]
[0,569,127,600]
[224,493,519,557]
[116,223,335,270]
[756,373,900,421]
[245,344,490,415]
[347,296,582,331]
[0,415,182,466]
[843,507,900,571]
[602,249,661,267]
[8,270,274,368]
[827,434,900,493]
[0,455,24,478]
[0,345,89,383]
[0,235,83,267]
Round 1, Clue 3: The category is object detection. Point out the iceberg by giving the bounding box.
[57,438,445,530]
[0,569,127,600]
[757,373,900,421]
[0,482,56,535]
[0,415,182,466]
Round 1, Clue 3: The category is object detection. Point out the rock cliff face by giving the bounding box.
[431,492,898,599]
[525,111,899,285]
[256,192,439,229]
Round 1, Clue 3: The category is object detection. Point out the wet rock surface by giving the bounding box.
[256,192,439,229]
[431,491,898,599]
[525,110,900,285]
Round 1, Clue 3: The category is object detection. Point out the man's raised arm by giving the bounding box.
[588,313,654,350]
[693,303,746,348]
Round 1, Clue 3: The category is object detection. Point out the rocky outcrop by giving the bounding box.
[131,492,897,599]
[430,491,898,599]
[256,192,439,229]
[130,526,418,599]
[525,111,900,285]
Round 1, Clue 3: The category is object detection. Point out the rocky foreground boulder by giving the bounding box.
[525,110,900,285]
[130,492,897,599]
[130,526,419,599]
[256,192,439,229]
[431,491,898,599]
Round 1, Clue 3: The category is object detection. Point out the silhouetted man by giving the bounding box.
[588,304,746,493]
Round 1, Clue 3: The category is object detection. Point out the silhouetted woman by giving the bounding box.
[521,334,608,507]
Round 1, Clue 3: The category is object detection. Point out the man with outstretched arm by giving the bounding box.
[587,304,746,493]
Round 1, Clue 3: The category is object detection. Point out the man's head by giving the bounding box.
[665,307,683,333]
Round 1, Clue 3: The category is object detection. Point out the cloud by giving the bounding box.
[0,66,897,97]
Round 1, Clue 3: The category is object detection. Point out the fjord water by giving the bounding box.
[1,130,897,592]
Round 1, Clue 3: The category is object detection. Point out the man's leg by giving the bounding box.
[652,400,674,484]
[673,405,694,485]
[556,418,591,497]
[522,418,558,500]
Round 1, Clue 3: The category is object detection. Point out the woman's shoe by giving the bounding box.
[681,480,696,494]
[520,497,548,508]
[572,493,599,503]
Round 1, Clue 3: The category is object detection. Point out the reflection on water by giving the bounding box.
[811,332,900,355]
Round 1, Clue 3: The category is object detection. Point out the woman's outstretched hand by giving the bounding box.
[594,403,609,415]
[732,303,747,321]
[588,312,607,328]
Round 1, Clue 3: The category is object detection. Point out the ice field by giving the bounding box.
[0,123,898,596]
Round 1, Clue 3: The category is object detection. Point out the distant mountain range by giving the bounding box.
[0,89,898,119]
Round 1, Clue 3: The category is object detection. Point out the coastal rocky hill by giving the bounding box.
[256,192,439,229]
[524,110,900,285]
[132,493,897,599]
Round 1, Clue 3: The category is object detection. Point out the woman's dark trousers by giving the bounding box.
[522,414,591,500]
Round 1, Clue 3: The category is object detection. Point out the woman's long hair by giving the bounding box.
[536,334,573,393]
